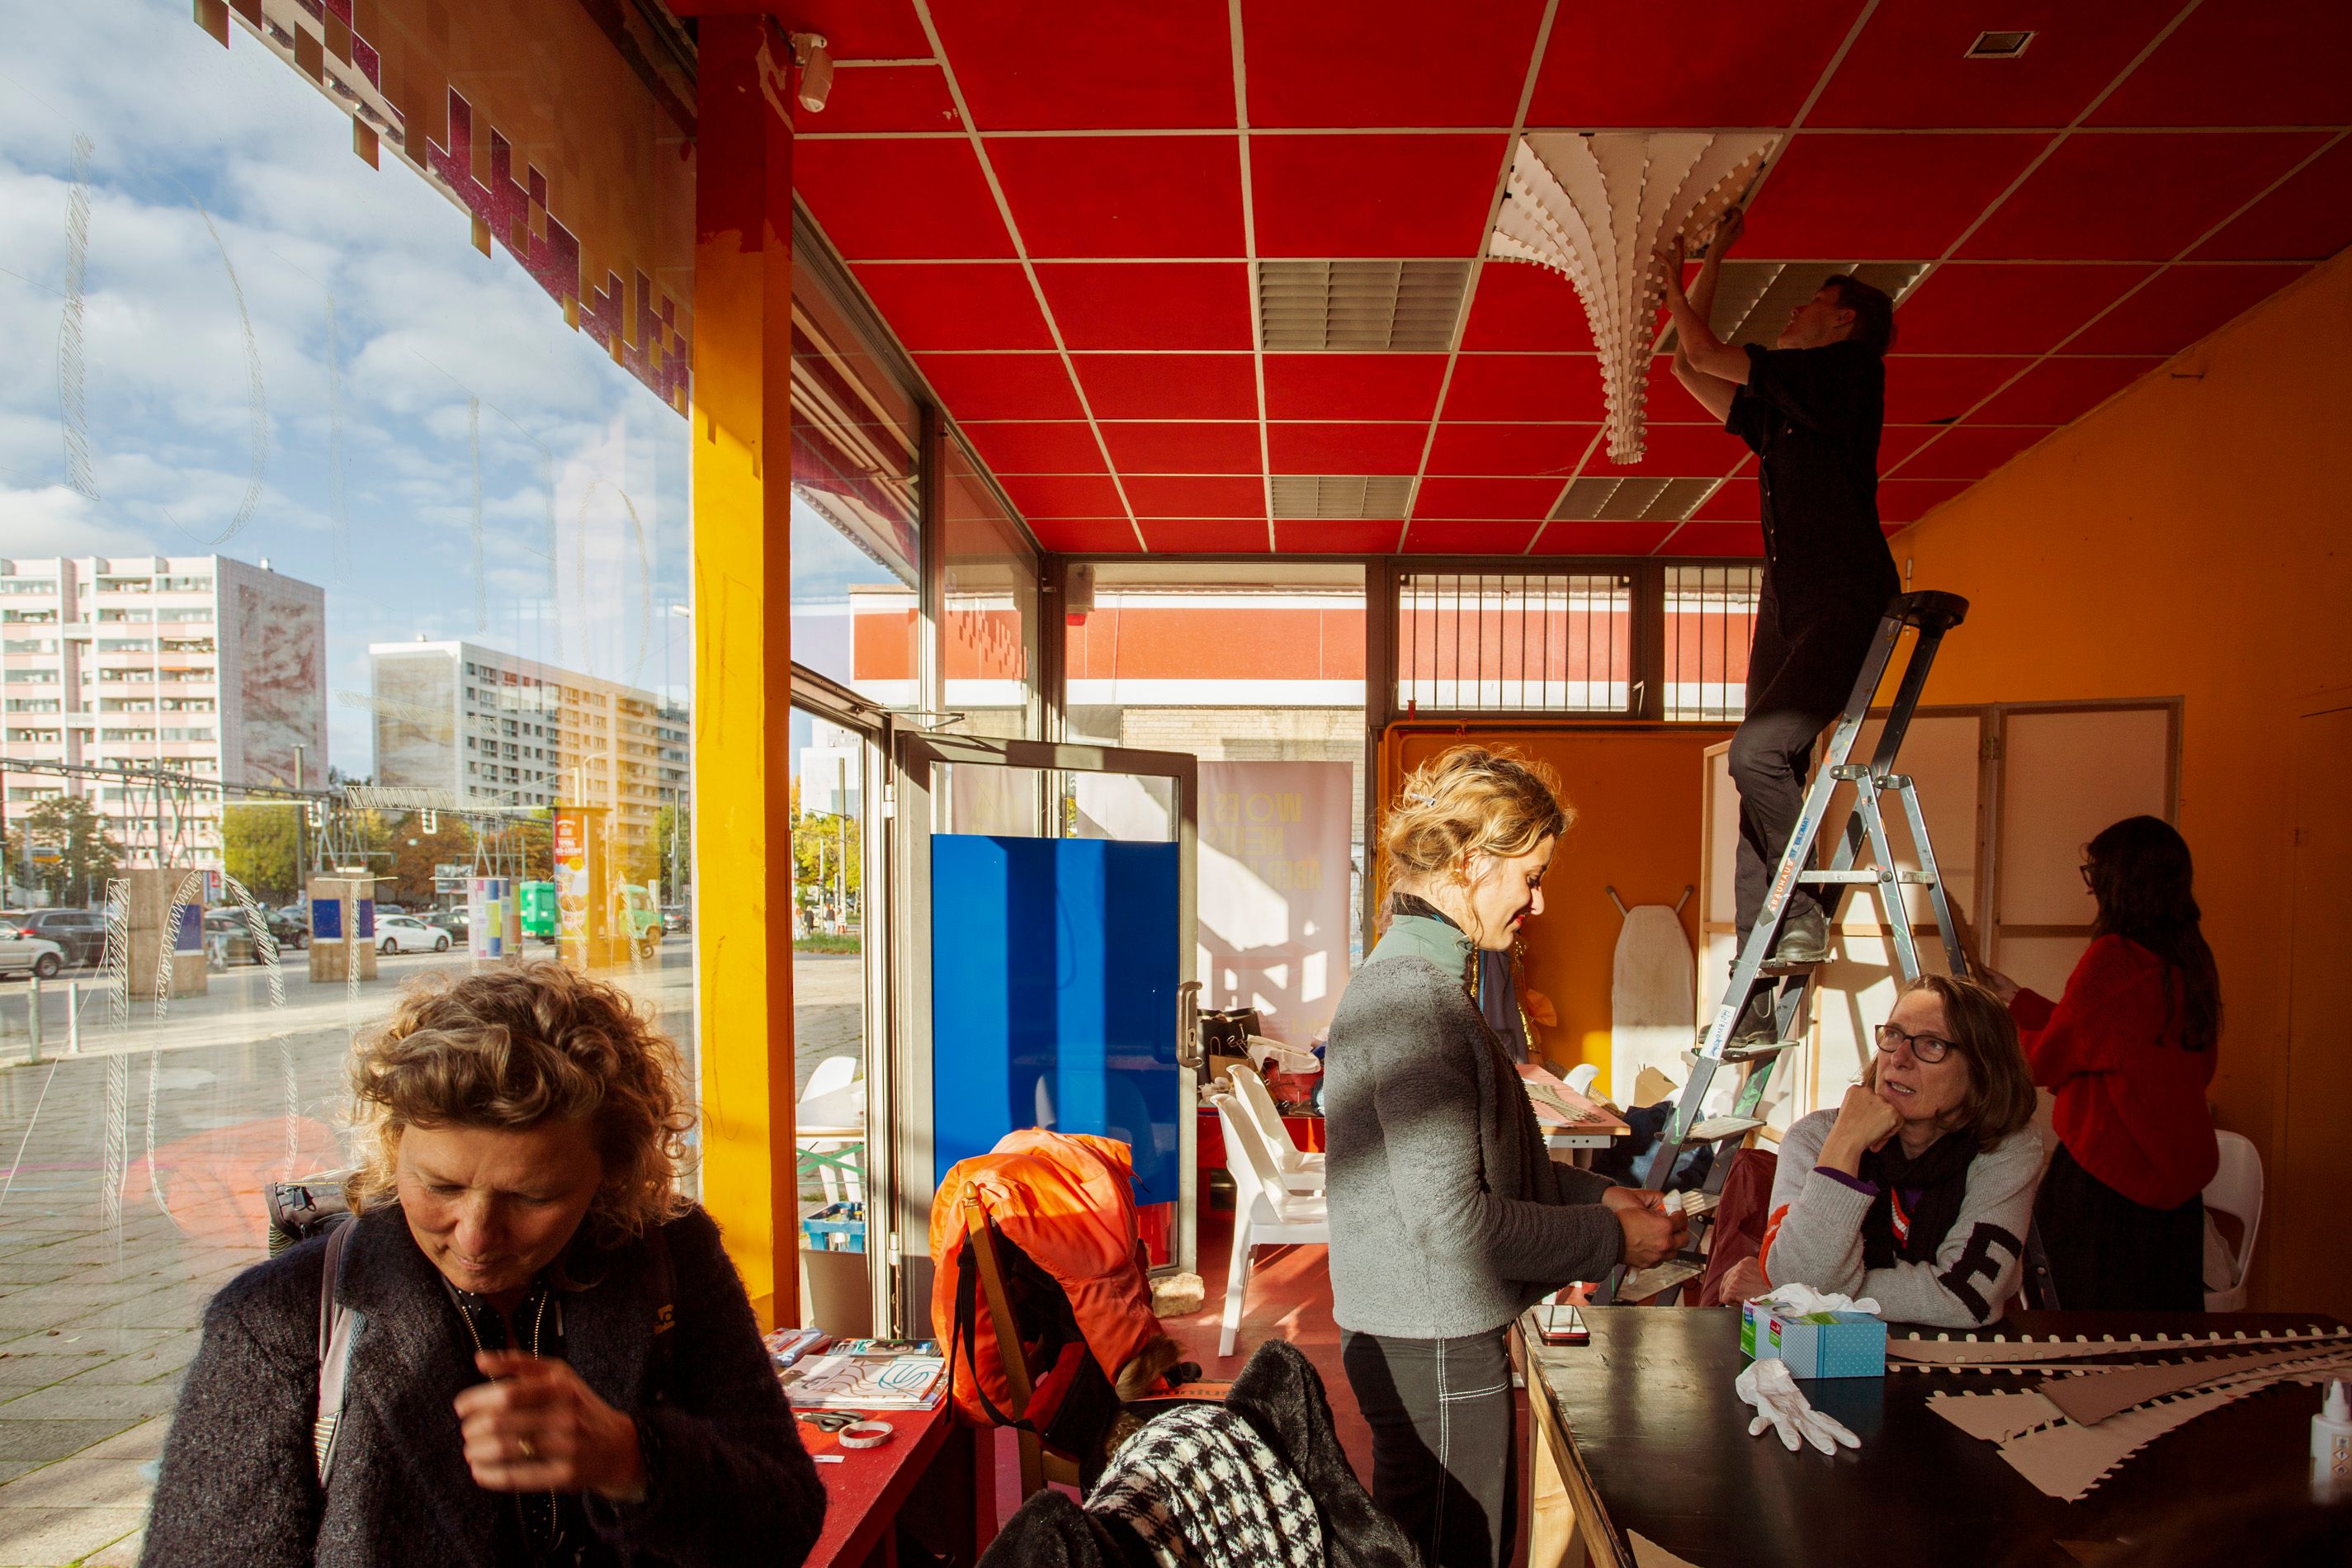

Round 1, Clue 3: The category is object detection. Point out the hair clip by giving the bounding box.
[1404,791,1435,806]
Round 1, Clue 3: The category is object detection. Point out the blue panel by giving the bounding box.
[172,904,202,954]
[932,835,1181,1206]
[357,900,375,938]
[312,902,341,939]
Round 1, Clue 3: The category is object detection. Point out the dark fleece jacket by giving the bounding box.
[140,1202,824,1567]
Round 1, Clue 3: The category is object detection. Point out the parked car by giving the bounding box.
[201,909,291,966]
[376,914,453,955]
[265,906,309,951]
[660,904,690,934]
[0,927,68,980]
[12,909,106,968]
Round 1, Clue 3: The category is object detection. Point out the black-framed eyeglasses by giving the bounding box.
[1874,1023,1955,1064]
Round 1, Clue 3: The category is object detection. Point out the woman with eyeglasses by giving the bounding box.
[1967,816,2222,1312]
[1718,974,2041,1325]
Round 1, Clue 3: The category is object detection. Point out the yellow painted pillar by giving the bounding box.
[691,15,796,1328]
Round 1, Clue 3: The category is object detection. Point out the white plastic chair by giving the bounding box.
[1226,1065,1325,1194]
[2203,1130,2263,1313]
[799,1056,863,1205]
[1213,1093,1328,1358]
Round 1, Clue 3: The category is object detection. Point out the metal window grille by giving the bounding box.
[1396,571,1632,714]
[1662,564,1762,722]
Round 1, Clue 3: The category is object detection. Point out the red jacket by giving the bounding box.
[2010,934,2217,1211]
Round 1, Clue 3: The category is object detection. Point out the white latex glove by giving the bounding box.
[1755,1282,1881,1319]
[1734,1356,1861,1456]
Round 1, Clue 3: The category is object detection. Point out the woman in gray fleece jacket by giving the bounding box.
[1326,746,1685,1568]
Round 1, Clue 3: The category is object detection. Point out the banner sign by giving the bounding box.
[1197,761,1354,1045]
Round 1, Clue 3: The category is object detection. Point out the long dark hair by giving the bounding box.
[2085,817,2221,1051]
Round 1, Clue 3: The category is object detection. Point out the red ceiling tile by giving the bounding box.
[1028,519,1145,553]
[960,422,1105,474]
[1461,264,1596,351]
[1263,355,1448,421]
[2069,265,2306,354]
[1249,135,1509,257]
[1892,264,2150,355]
[2194,139,2352,262]
[1139,520,1273,553]
[2091,1,2352,127]
[1888,424,2049,479]
[1442,356,1607,422]
[806,67,962,134]
[796,139,1013,260]
[1877,479,1973,522]
[749,0,928,59]
[986,136,1245,259]
[1972,357,2159,424]
[924,0,1236,131]
[1642,355,1726,426]
[863,266,1054,349]
[1122,475,1266,517]
[1602,423,1746,477]
[1034,264,1253,349]
[923,353,1084,420]
[1098,422,1264,474]
[1657,522,1764,558]
[1527,1,1866,128]
[1401,521,1539,555]
[1411,477,1567,520]
[1266,422,1431,475]
[1810,0,2180,129]
[1531,522,1670,556]
[1242,0,1547,128]
[1741,135,2047,260]
[1961,133,2327,262]
[1883,356,2033,423]
[1876,426,1941,469]
[1424,423,1598,476]
[1275,521,1406,554]
[1001,474,1126,518]
[1071,354,1259,419]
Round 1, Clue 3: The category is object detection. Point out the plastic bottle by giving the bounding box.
[2315,1379,2352,1497]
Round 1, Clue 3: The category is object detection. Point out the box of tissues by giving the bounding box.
[1740,1299,1887,1379]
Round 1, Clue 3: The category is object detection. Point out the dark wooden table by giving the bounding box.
[1526,1306,2345,1568]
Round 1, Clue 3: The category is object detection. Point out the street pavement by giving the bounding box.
[0,942,868,1566]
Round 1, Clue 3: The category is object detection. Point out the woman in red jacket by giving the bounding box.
[1972,817,2221,1311]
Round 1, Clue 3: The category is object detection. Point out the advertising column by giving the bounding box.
[553,806,610,968]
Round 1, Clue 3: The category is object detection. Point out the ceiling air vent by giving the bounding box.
[1551,475,1719,523]
[1258,260,1471,352]
[1271,475,1415,520]
[1667,260,1929,350]
[1967,30,2035,59]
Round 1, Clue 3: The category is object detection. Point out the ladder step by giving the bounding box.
[1681,1115,1765,1145]
[1719,1039,1802,1064]
[1797,871,1880,885]
[1617,1259,1705,1303]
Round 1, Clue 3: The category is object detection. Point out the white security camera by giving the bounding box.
[790,33,833,114]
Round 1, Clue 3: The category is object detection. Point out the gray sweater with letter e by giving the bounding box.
[1324,913,1624,1339]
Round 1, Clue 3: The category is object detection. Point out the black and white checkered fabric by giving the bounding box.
[1089,1404,1325,1568]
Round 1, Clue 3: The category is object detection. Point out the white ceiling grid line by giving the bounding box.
[1227,0,1273,552]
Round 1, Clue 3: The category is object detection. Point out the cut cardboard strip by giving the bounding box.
[1925,1388,2067,1443]
[2038,1344,2350,1427]
[1630,1532,1705,1568]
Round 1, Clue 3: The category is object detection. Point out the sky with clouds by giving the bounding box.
[0,0,702,776]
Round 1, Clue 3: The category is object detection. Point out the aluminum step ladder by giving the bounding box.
[1601,589,1971,1306]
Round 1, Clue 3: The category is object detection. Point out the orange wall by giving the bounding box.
[1386,725,1727,1089]
[1892,247,2352,1311]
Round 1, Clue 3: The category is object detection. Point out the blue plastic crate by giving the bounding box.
[801,1202,865,1254]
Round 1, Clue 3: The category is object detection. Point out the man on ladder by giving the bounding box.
[1660,211,1901,1045]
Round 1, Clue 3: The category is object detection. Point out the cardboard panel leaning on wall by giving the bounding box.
[1384,724,1725,1092]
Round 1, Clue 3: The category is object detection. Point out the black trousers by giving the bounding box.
[2038,1143,2208,1311]
[1340,1327,1515,1568]
[1729,599,1885,946]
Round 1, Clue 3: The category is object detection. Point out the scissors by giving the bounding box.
[797,1410,860,1433]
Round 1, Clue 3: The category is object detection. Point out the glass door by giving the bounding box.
[886,732,1198,1329]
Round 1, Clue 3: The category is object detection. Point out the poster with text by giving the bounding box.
[1198,761,1353,1046]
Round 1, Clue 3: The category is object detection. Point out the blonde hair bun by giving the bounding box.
[1380,744,1572,902]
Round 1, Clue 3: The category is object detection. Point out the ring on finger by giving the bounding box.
[517,1437,538,1462]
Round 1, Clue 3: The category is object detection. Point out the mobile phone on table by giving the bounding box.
[1535,1301,1589,1345]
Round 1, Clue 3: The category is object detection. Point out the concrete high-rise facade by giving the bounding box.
[0,555,328,869]
[367,640,687,842]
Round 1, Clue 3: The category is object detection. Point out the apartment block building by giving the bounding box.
[0,555,328,869]
[367,639,687,843]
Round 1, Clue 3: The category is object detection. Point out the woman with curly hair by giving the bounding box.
[143,961,825,1567]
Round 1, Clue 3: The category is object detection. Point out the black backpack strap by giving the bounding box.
[949,1234,1027,1430]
